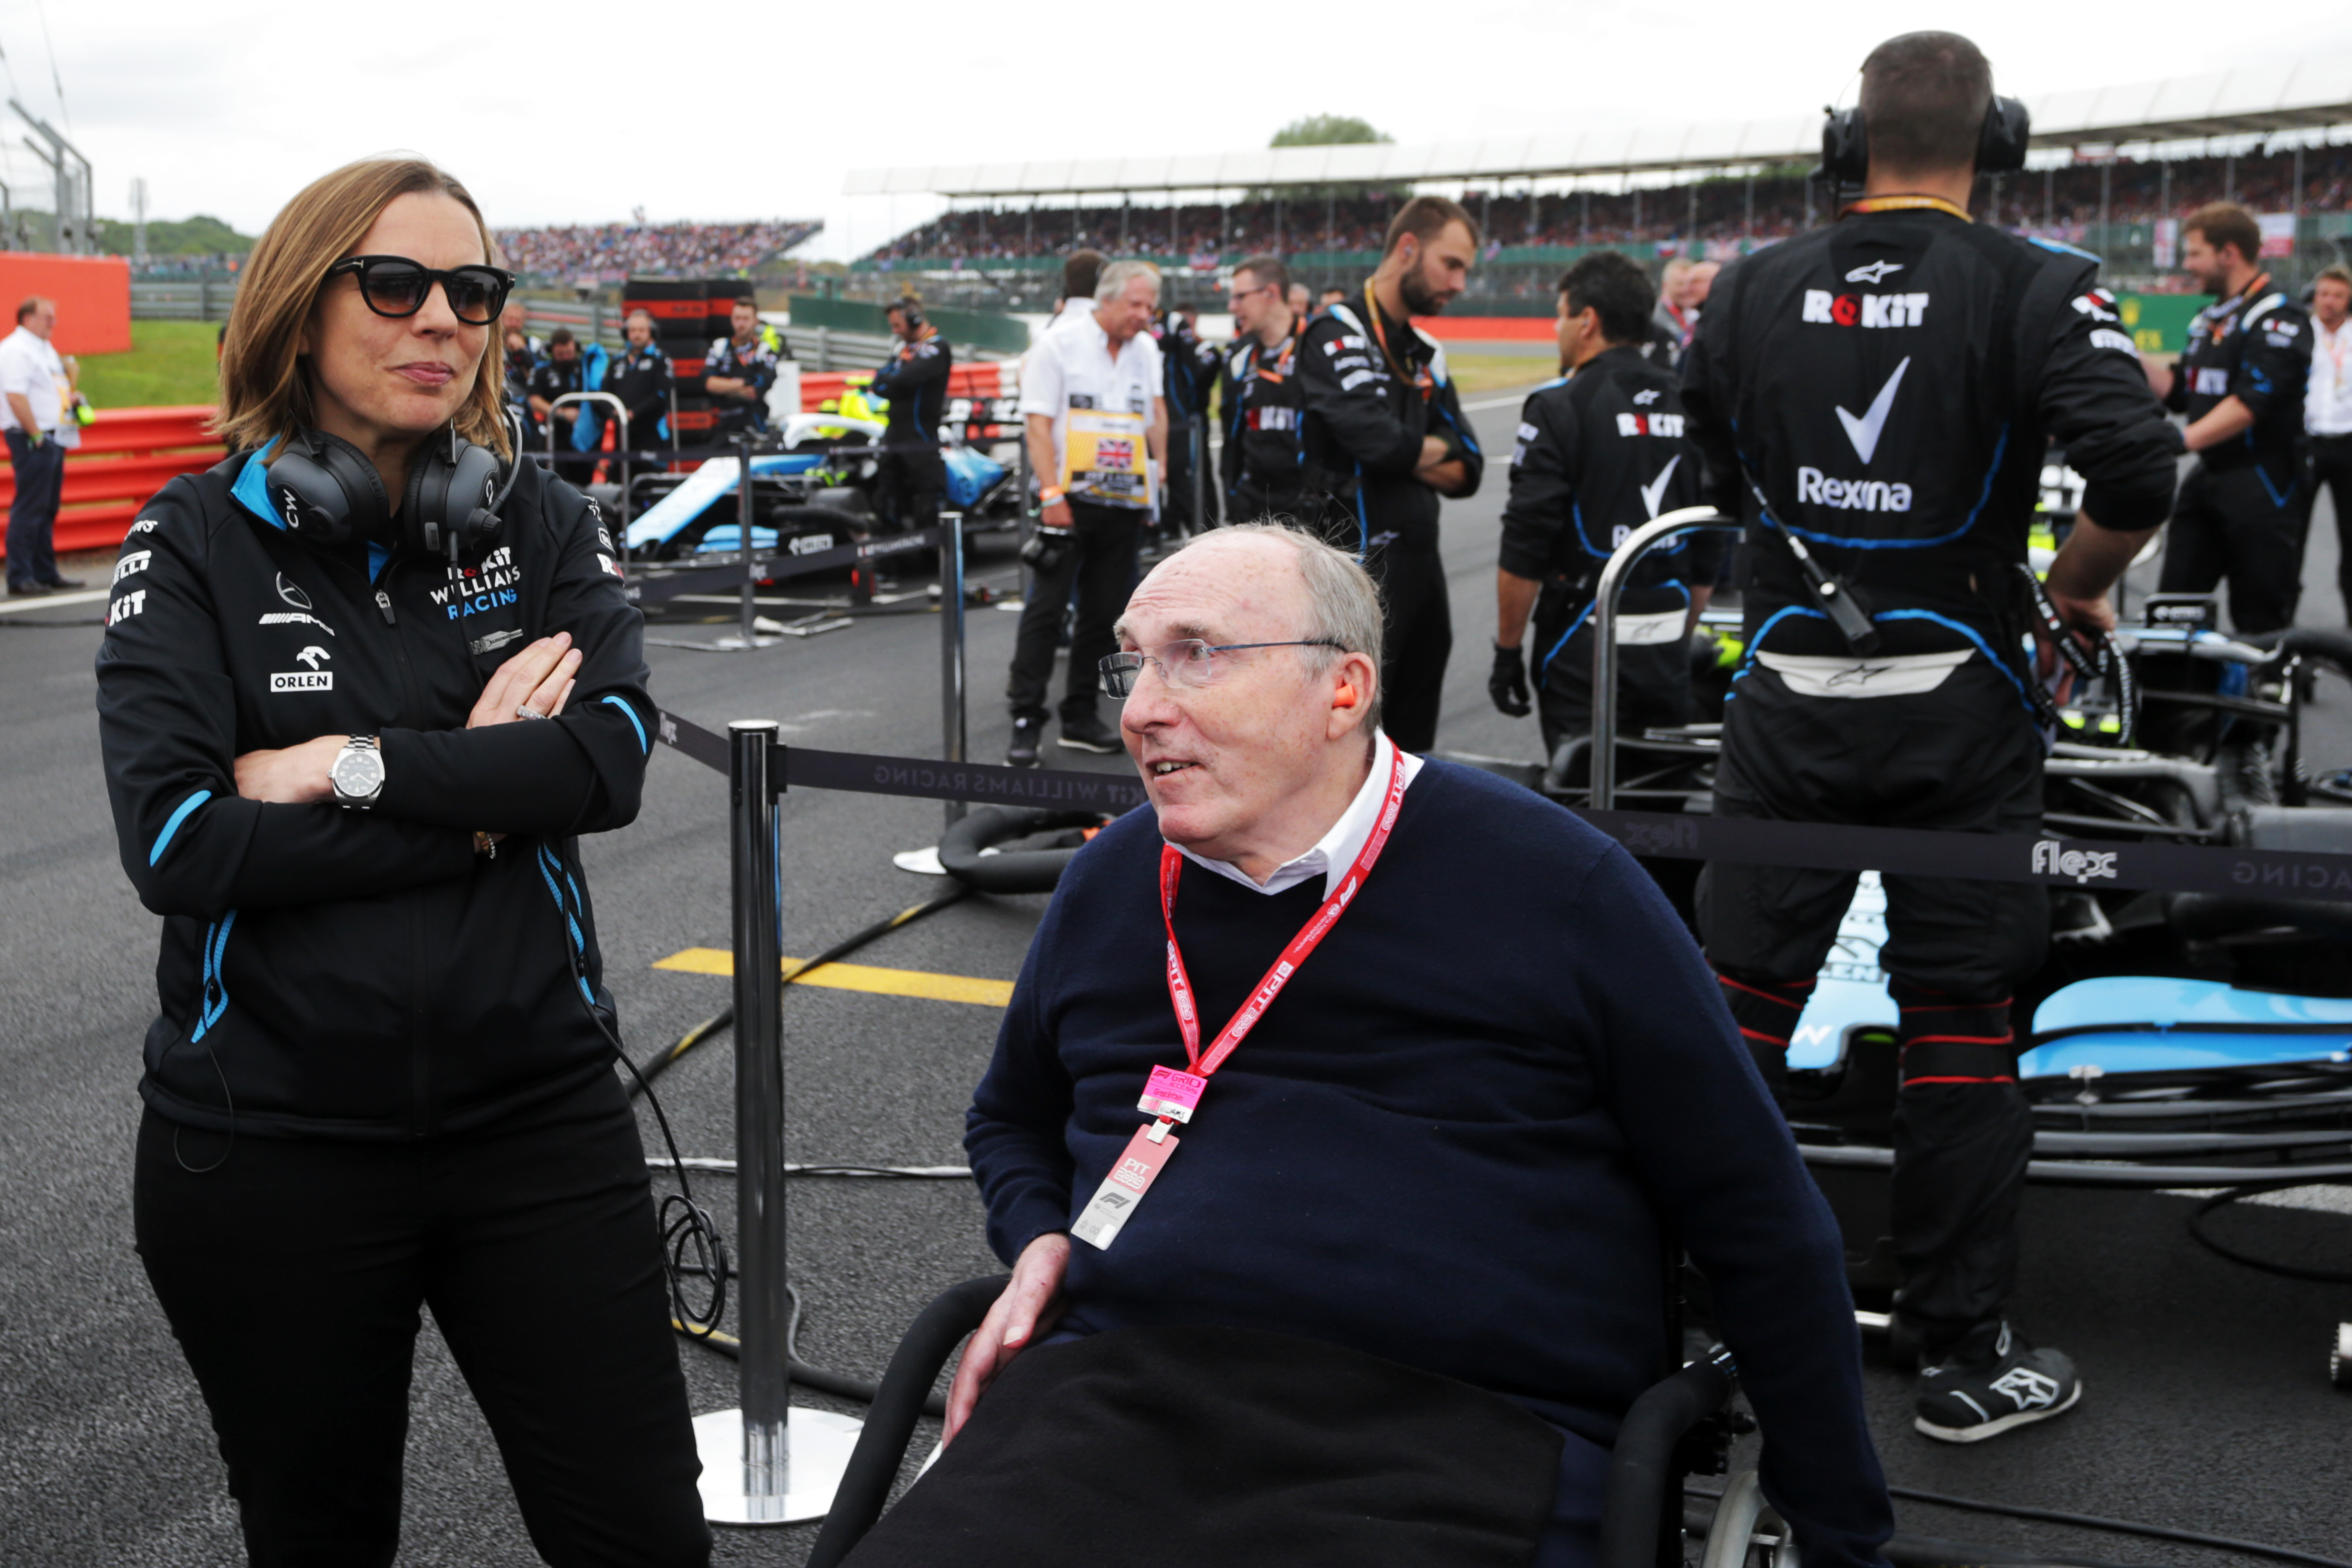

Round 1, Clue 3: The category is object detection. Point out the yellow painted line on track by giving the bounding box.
[653,947,1014,1008]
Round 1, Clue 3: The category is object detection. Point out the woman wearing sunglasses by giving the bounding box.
[95,158,708,1565]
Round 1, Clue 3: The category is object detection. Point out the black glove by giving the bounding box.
[1489,642,1531,717]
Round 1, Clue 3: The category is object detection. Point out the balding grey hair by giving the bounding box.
[1095,258,1162,303]
[1172,522,1386,733]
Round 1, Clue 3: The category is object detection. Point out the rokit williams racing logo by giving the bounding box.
[2032,839,2118,884]
[1803,289,1931,328]
[432,545,519,620]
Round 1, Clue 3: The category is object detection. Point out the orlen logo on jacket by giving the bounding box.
[1615,412,1686,437]
[1803,290,1930,328]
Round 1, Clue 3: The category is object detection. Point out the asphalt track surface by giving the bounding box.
[4,392,2349,1567]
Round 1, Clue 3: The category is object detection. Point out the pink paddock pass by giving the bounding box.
[1137,1064,1207,1123]
[1071,1123,1180,1250]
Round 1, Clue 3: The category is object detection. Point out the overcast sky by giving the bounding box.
[16,0,2352,262]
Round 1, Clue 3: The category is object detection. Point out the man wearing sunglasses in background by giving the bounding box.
[898,523,1894,1568]
[1219,254,1310,525]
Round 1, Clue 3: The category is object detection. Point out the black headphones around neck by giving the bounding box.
[266,423,515,564]
[1819,93,2031,186]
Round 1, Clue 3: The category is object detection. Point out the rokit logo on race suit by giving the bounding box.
[1245,407,1298,431]
[1614,412,1685,437]
[431,545,520,620]
[1803,290,1931,328]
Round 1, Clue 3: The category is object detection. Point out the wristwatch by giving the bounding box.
[329,735,385,809]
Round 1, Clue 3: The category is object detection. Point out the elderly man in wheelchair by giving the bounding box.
[819,526,1893,1568]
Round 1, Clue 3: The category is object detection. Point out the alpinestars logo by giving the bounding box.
[1845,260,1905,284]
[1989,1367,2062,1410]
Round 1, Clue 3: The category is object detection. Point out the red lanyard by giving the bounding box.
[1157,745,1407,1080]
[1362,283,1435,402]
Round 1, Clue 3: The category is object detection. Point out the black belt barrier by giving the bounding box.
[651,711,2352,903]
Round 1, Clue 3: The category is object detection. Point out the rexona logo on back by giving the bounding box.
[1802,290,1930,328]
[1797,468,1913,511]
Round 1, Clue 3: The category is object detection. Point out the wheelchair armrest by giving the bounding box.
[805,1274,1012,1568]
[1597,1347,1737,1568]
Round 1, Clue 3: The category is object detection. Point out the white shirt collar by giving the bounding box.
[1169,732,1424,901]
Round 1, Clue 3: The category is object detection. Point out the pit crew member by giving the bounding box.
[1682,30,2181,1444]
[605,308,672,449]
[870,295,954,553]
[1298,196,1485,752]
[2146,202,2315,632]
[1218,253,1310,524]
[1492,253,1710,774]
[702,296,782,439]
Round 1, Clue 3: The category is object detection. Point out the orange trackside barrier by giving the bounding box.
[799,362,1014,413]
[0,405,226,561]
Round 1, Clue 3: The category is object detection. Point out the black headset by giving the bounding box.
[266,422,517,564]
[888,296,925,331]
[1819,93,2031,186]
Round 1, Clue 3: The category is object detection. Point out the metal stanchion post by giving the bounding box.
[939,514,968,828]
[1588,509,1740,810]
[737,434,758,650]
[1190,421,1205,536]
[697,722,861,1525]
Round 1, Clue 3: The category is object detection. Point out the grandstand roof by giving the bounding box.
[844,54,2352,198]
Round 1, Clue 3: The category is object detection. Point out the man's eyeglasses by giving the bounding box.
[327,255,517,327]
[1225,282,1275,305]
[1101,638,1345,697]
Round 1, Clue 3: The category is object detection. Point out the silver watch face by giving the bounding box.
[333,745,385,800]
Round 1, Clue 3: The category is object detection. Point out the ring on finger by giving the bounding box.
[516,704,547,721]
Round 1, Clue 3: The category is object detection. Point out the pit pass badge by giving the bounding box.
[1071,1122,1179,1251]
[1137,1064,1206,1123]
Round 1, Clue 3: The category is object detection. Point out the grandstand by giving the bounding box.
[493,218,822,284]
[845,55,2352,308]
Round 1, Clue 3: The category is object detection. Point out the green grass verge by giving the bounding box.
[75,320,222,412]
[1442,352,1556,396]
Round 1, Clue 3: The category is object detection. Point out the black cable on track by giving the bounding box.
[2187,1181,2352,1284]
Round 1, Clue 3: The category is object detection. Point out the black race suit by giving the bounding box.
[703,330,783,438]
[96,453,706,1562]
[2156,276,2313,632]
[1219,326,1311,524]
[604,342,672,451]
[527,354,596,482]
[1682,209,2180,1355]
[1157,313,1221,534]
[1499,347,1709,759]
[870,329,953,539]
[1299,297,1485,751]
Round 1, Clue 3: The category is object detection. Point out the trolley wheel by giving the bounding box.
[1701,1468,1798,1568]
[2332,1323,2352,1389]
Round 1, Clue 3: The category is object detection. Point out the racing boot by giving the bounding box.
[1711,969,1816,1105]
[1007,716,1043,769]
[1915,1319,2081,1443]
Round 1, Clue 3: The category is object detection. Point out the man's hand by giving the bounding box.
[1489,643,1531,716]
[468,633,580,729]
[2035,511,2151,685]
[233,735,345,804]
[1040,497,1073,526]
[942,1231,1070,1445]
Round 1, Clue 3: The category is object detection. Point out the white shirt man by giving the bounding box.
[0,305,67,436]
[1019,288,1166,509]
[2306,267,2352,621]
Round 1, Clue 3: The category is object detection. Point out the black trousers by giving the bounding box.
[2310,433,2352,622]
[1698,659,2044,1354]
[1367,539,1451,753]
[873,446,944,537]
[135,1075,710,1568]
[1008,499,1143,726]
[1530,582,1690,759]
[2157,460,2312,633]
[1163,421,1218,535]
[1229,476,1309,529]
[5,428,64,588]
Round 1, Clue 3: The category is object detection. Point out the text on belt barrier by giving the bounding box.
[647,715,2352,902]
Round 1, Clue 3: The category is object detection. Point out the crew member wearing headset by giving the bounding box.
[867,295,954,593]
[1219,252,1310,523]
[1682,32,2180,1445]
[1490,252,1710,784]
[1298,196,1484,752]
[2144,202,2315,633]
[96,158,707,1564]
[703,294,784,439]
[607,306,673,448]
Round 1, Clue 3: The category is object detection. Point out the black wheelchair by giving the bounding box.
[804,1276,1783,1568]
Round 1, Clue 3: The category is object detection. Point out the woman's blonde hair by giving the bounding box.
[216,157,510,459]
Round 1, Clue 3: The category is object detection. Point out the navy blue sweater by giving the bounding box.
[966,760,1892,1567]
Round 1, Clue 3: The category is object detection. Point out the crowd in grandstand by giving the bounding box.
[865,145,2352,263]
[495,218,821,280]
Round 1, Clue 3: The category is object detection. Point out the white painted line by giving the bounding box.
[0,588,108,617]
[1462,390,1546,412]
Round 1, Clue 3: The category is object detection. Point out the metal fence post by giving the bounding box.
[699,723,862,1524]
[939,515,968,828]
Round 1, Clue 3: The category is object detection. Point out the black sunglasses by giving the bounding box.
[327,255,516,327]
